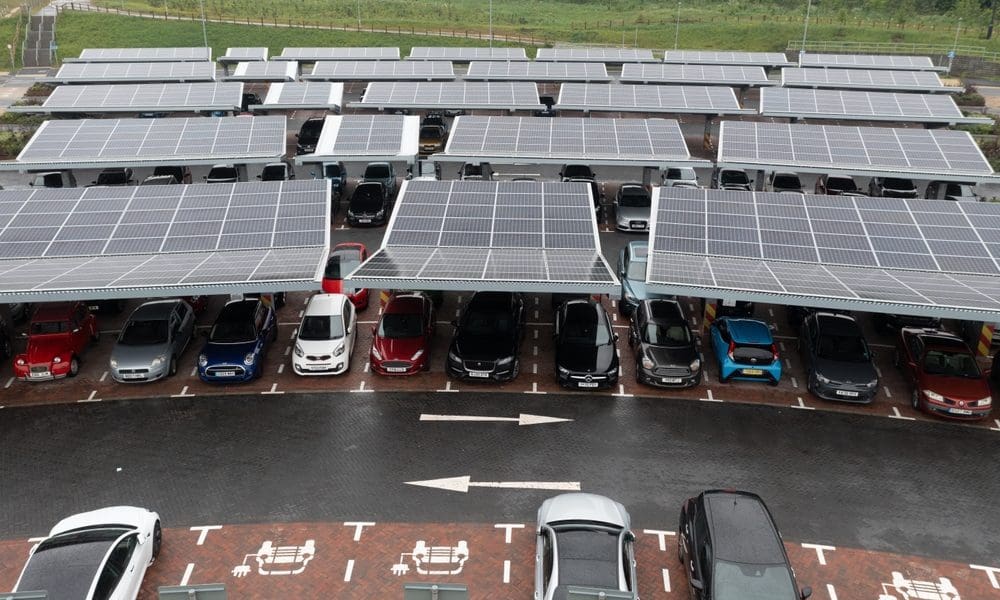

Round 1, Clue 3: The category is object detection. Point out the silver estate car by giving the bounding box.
[535,493,639,600]
[110,299,195,383]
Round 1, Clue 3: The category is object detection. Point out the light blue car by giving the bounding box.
[709,317,781,385]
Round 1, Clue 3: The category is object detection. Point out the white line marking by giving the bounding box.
[611,299,617,308]
[350,380,374,393]
[884,387,892,398]
[791,376,798,388]
[532,363,538,374]
[406,476,580,492]
[991,419,1000,432]
[363,361,370,373]
[4,377,12,388]
[613,384,633,397]
[78,390,100,403]
[457,295,462,304]
[792,397,814,410]
[889,406,915,420]
[261,383,284,395]
[190,525,222,545]
[534,296,538,305]
[289,329,297,340]
[298,310,304,318]
[283,345,291,356]
[688,302,694,312]
[503,559,511,583]
[802,543,835,565]
[344,559,355,582]
[170,386,194,398]
[455,309,460,317]
[779,341,786,352]
[526,382,547,394]
[189,367,197,377]
[27,537,45,543]
[612,312,617,322]
[533,329,538,340]
[277,364,285,374]
[642,529,676,551]
[533,345,538,356]
[180,563,194,586]
[827,584,838,600]
[534,310,539,319]
[874,365,882,377]
[691,316,697,326]
[784,358,791,369]
[99,371,107,382]
[700,389,723,402]
[436,381,459,393]
[768,307,774,317]
[970,564,1000,588]
[495,523,525,543]
[344,521,375,541]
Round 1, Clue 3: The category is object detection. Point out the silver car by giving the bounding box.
[534,493,639,600]
[110,300,195,383]
[614,183,652,232]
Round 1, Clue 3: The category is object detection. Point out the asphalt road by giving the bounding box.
[2,391,997,565]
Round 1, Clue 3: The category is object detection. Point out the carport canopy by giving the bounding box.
[9,82,244,114]
[0,116,287,171]
[662,50,792,68]
[430,115,710,168]
[66,47,212,63]
[251,82,344,111]
[346,180,620,294]
[293,115,419,165]
[218,47,268,65]
[347,81,543,111]
[0,180,330,303]
[223,61,297,82]
[50,61,217,84]
[717,121,1000,183]
[555,83,754,115]
[758,88,992,125]
[645,187,1000,321]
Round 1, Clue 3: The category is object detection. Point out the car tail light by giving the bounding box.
[727,341,735,361]
[771,343,779,361]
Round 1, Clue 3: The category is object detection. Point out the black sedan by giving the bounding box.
[628,299,701,388]
[799,312,879,404]
[446,292,525,382]
[554,299,619,389]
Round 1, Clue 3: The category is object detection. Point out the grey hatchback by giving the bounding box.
[110,299,196,383]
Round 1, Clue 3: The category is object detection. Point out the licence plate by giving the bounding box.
[216,370,236,377]
[468,370,490,378]
[29,371,50,379]
[722,299,737,307]
[950,407,973,415]
[661,377,684,384]
[578,381,599,388]
[836,390,860,397]
[742,368,763,376]
[387,367,407,373]
[359,218,372,223]
[122,373,145,380]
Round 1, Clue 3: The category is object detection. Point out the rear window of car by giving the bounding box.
[732,344,774,363]
[720,171,748,185]
[324,164,342,178]
[324,251,361,279]
[365,164,391,179]
[299,120,323,138]
[260,165,287,181]
[420,126,442,138]
[39,173,64,187]
[826,177,855,191]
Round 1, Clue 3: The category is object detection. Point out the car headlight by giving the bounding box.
[411,349,424,361]
[53,356,62,364]
[976,396,992,407]
[294,343,304,358]
[558,365,570,375]
[371,346,383,360]
[150,355,165,368]
[198,354,207,367]
[448,350,461,363]
[867,379,878,389]
[815,373,830,384]
[689,358,701,371]
[333,344,345,357]
[923,389,945,402]
[641,356,655,370]
[109,358,118,368]
[16,357,25,366]
[497,356,514,366]
[244,352,256,366]
[376,209,385,218]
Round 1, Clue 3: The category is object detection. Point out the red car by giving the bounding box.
[14,302,99,381]
[370,292,435,375]
[896,327,992,420]
[322,243,369,310]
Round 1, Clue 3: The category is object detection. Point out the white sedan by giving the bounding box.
[293,293,357,375]
[14,506,161,600]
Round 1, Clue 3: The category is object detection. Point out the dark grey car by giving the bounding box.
[110,299,196,383]
[799,312,879,403]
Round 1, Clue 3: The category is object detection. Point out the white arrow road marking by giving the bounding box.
[405,475,581,493]
[420,413,572,426]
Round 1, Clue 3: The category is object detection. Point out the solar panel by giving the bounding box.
[224,61,297,82]
[276,47,400,61]
[0,180,330,302]
[407,47,528,61]
[218,47,268,64]
[464,61,610,82]
[18,82,243,114]
[302,60,455,81]
[620,63,774,86]
[346,180,619,293]
[556,83,751,115]
[799,53,942,71]
[436,116,707,167]
[69,47,212,62]
[781,67,954,93]
[253,82,344,110]
[350,81,542,110]
[717,121,996,182]
[759,88,991,124]
[51,62,217,84]
[645,187,1000,319]
[662,51,792,67]
[3,116,287,170]
[297,115,419,163]
[535,48,656,63]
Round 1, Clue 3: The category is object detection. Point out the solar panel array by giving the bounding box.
[0,180,329,300]
[255,82,344,110]
[464,61,610,82]
[306,115,419,161]
[29,82,243,113]
[646,187,1000,316]
[51,62,217,83]
[218,47,268,63]
[799,53,939,70]
[226,61,297,82]
[7,116,287,169]
[303,60,456,81]
[619,63,773,86]
[662,50,792,67]
[407,47,528,61]
[718,121,994,180]
[347,180,618,292]
[556,83,749,114]
[441,116,693,164]
[535,48,656,62]
[780,68,951,92]
[276,47,400,60]
[759,88,983,124]
[71,47,211,62]
[353,82,542,110]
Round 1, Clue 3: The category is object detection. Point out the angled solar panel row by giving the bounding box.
[276,47,400,60]
[253,82,344,111]
[619,64,774,86]
[299,115,419,163]
[798,53,942,71]
[781,68,954,93]
[224,61,297,82]
[556,83,751,115]
[350,82,542,110]
[406,47,528,61]
[535,48,656,63]
[303,60,456,81]
[662,50,792,67]
[19,82,243,114]
[759,88,990,125]
[51,62,217,84]
[218,47,268,63]
[464,61,610,82]
[68,47,212,62]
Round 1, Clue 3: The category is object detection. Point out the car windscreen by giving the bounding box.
[299,121,323,140]
[644,323,691,345]
[816,333,868,362]
[298,315,344,341]
[923,349,980,378]
[97,171,128,185]
[733,344,774,363]
[351,187,384,212]
[946,183,972,197]
[260,165,287,181]
[119,319,169,345]
[883,178,915,190]
[153,166,183,179]
[625,259,646,280]
[325,252,361,279]
[827,178,856,192]
[39,173,64,187]
[209,167,238,179]
[365,164,391,179]
[378,313,423,338]
[324,164,342,178]
[618,188,650,207]
[209,317,255,343]
[562,308,611,345]
[720,171,748,185]
[419,126,442,138]
[463,309,514,336]
[563,165,593,178]
[30,320,71,335]
[713,559,797,600]
[772,174,800,188]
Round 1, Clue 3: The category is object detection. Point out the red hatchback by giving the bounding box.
[322,243,369,310]
[896,327,992,420]
[14,302,99,381]
[370,292,435,375]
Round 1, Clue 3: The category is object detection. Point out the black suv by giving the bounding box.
[629,299,701,388]
[554,299,619,389]
[295,117,325,155]
[679,490,812,600]
[446,292,525,382]
[799,312,879,404]
[347,182,390,227]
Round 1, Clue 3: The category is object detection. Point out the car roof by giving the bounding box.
[909,329,969,350]
[563,299,604,320]
[553,528,621,598]
[305,293,347,316]
[813,312,862,336]
[32,303,79,320]
[129,299,182,320]
[702,491,786,565]
[538,492,628,528]
[385,294,425,314]
[723,318,772,344]
[18,529,125,598]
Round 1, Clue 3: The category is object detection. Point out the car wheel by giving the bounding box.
[168,355,177,377]
[151,520,162,562]
[911,388,921,410]
[68,356,79,377]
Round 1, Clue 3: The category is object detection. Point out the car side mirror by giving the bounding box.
[801,586,812,599]
[690,578,703,591]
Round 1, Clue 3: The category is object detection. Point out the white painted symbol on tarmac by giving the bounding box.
[970,564,1000,588]
[344,521,375,542]
[190,525,222,545]
[232,539,315,577]
[420,413,572,426]
[878,571,961,600]
[642,529,676,551]
[802,542,835,565]
[391,540,469,576]
[405,475,580,493]
[494,523,524,544]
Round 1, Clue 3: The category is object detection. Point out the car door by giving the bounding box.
[343,298,356,359]
[902,332,924,388]
[628,305,643,347]
[712,319,731,362]
[176,302,194,352]
[71,304,90,352]
[799,314,817,374]
[423,295,435,343]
